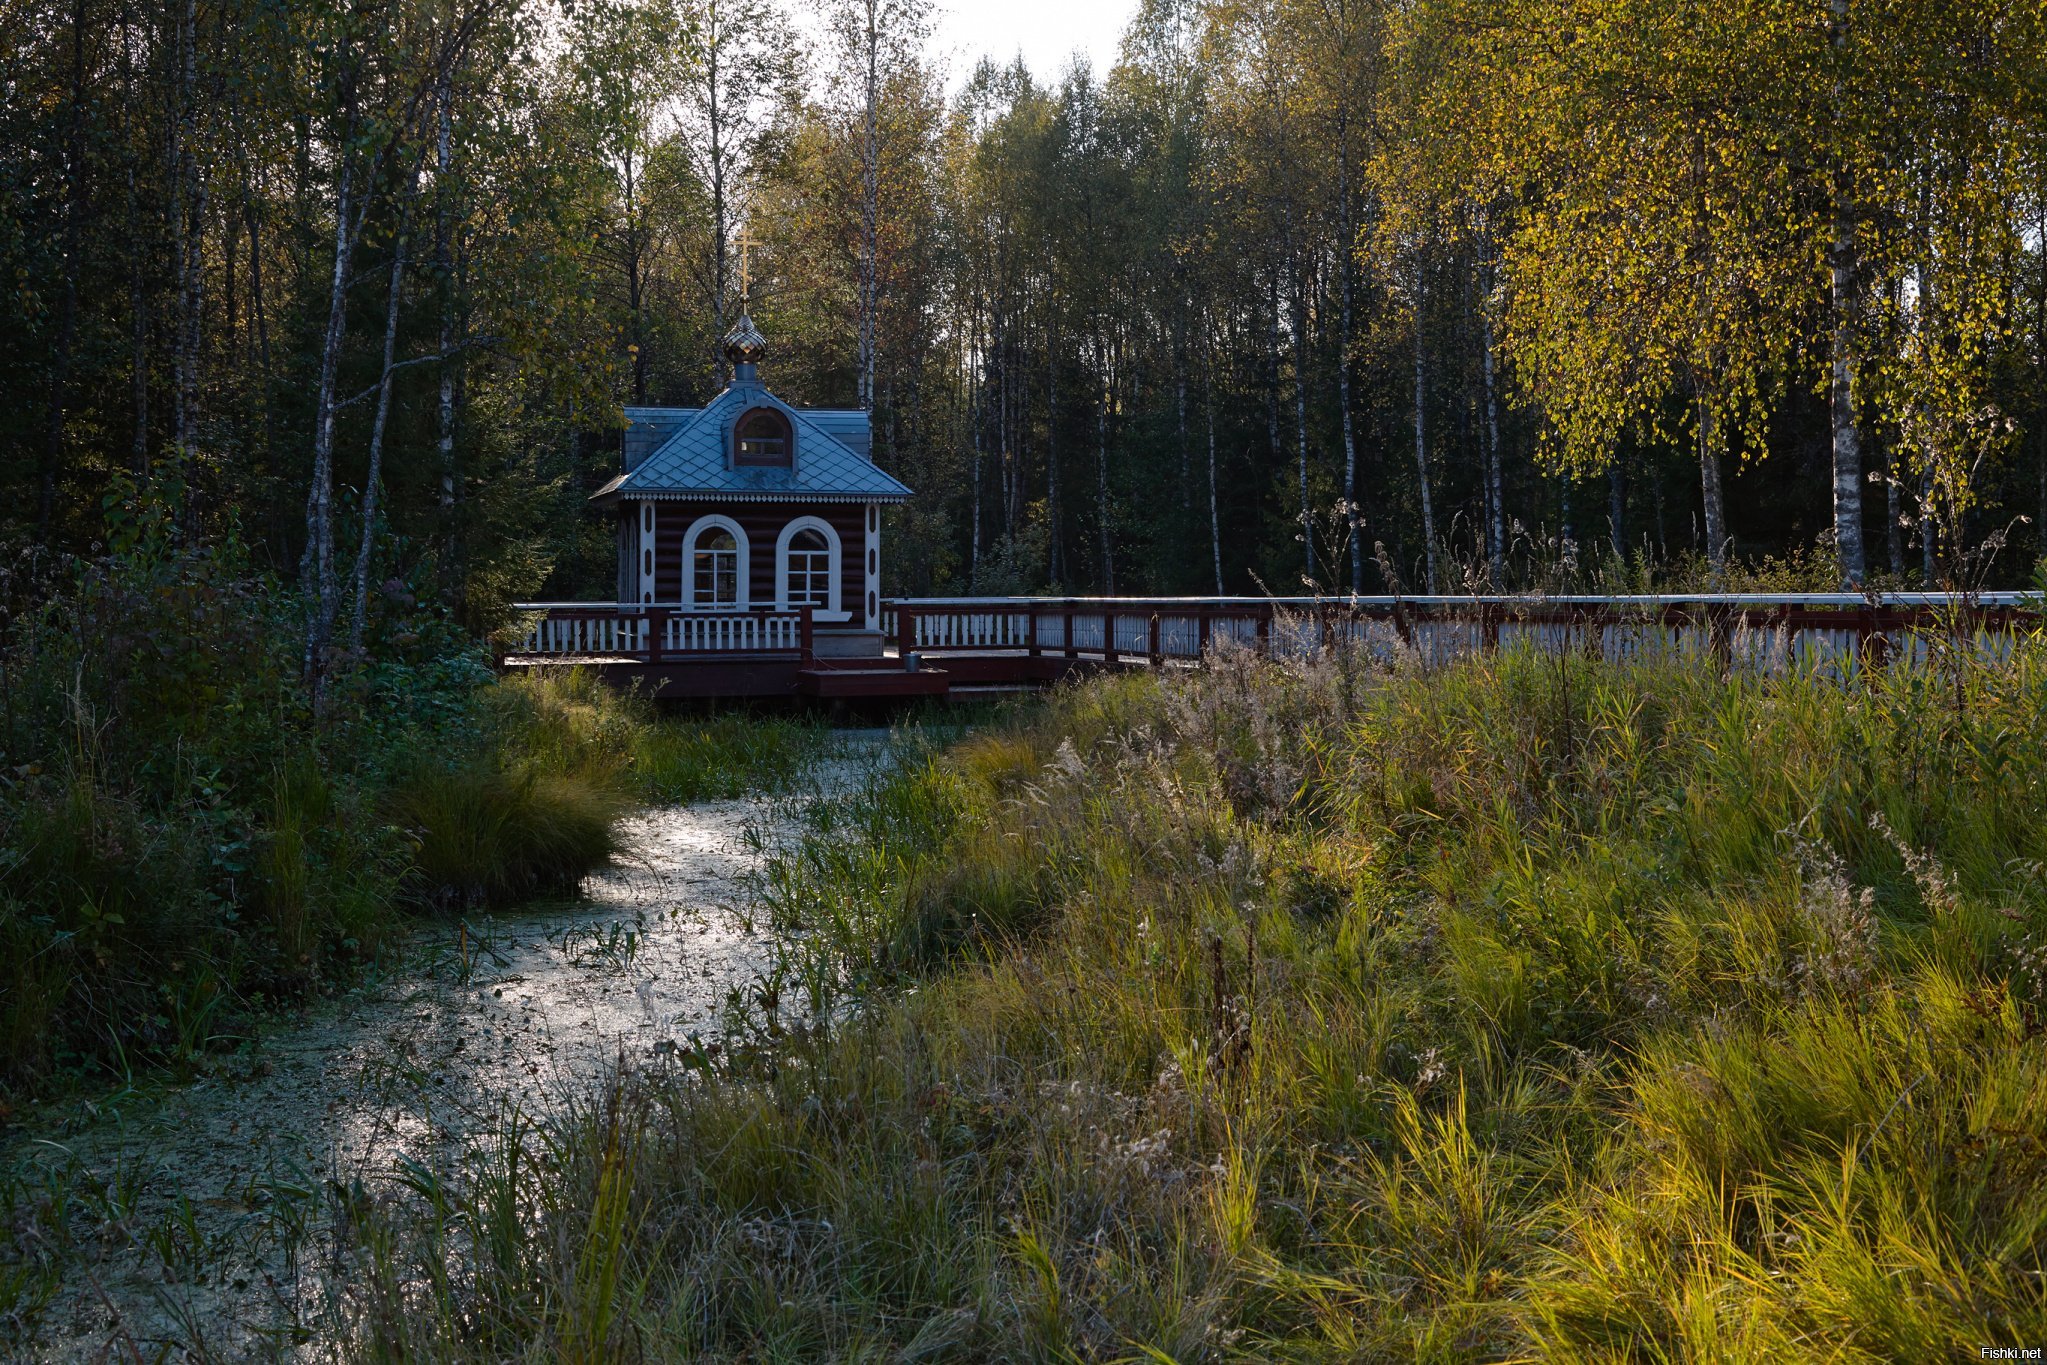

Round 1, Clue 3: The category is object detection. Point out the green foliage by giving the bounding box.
[0,507,797,1097]
[340,636,2047,1358]
[391,763,624,909]
[627,708,828,804]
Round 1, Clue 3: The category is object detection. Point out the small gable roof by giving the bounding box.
[596,383,911,504]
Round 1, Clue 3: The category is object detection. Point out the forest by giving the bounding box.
[9,0,2047,1354]
[5,0,2047,635]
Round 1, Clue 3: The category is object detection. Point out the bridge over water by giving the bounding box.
[500,593,2041,701]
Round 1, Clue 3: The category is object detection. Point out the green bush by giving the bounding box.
[0,485,608,1095]
[392,761,625,908]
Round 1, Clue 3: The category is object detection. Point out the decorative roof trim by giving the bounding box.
[591,487,906,505]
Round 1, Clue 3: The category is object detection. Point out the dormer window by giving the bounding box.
[734,407,793,468]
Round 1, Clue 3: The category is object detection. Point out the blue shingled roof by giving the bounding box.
[599,382,911,503]
[622,406,698,471]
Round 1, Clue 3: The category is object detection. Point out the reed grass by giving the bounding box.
[323,635,2047,1358]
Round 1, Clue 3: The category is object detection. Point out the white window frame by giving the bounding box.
[774,515,846,620]
[681,513,751,610]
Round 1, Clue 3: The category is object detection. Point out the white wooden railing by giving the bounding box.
[506,605,813,661]
[663,611,802,653]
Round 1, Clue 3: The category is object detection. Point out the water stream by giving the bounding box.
[10,736,882,1359]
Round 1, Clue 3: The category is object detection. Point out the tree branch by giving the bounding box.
[334,338,499,411]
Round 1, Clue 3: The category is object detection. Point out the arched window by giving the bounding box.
[775,516,843,616]
[692,528,740,607]
[733,407,793,467]
[680,515,750,609]
[785,529,831,608]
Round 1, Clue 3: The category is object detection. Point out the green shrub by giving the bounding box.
[392,761,625,908]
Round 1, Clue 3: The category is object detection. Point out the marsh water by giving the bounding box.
[11,734,887,1360]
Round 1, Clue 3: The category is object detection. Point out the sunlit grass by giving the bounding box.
[334,638,2047,1359]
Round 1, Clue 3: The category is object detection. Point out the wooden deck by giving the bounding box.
[498,593,2041,702]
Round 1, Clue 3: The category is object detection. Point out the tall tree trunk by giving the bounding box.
[1289,248,1312,585]
[1095,338,1114,593]
[121,0,150,476]
[857,0,879,410]
[348,209,415,659]
[1828,0,1864,585]
[1206,324,1222,595]
[2037,431,2045,569]
[707,3,730,386]
[1886,447,1904,574]
[1698,392,1728,580]
[222,194,238,364]
[1920,465,1936,582]
[1175,276,1190,513]
[1264,272,1282,491]
[435,71,460,586]
[969,311,982,584]
[302,151,359,692]
[1480,271,1504,583]
[40,0,89,540]
[1608,464,1625,559]
[1334,96,1362,592]
[1046,313,1062,584]
[129,165,150,475]
[172,0,203,461]
[993,304,1009,535]
[246,199,275,470]
[1410,269,1437,591]
[1010,334,1025,534]
[1912,255,1941,586]
[2037,201,2047,565]
[1653,463,1667,557]
[624,151,647,405]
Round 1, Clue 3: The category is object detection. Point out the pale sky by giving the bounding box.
[932,0,1141,88]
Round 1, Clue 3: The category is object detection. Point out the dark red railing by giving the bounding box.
[504,594,2039,679]
[885,593,2040,675]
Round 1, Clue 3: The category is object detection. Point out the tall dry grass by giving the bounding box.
[334,633,2047,1360]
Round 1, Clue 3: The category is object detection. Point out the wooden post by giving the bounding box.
[648,608,670,663]
[1148,612,1162,666]
[1027,605,1041,658]
[1858,604,1891,674]
[800,606,815,666]
[897,605,915,666]
[1105,609,1121,667]
[1198,609,1212,657]
[1255,606,1272,659]
[1064,602,1078,660]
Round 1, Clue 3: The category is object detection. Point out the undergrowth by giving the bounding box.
[335,627,2047,1361]
[0,481,825,1104]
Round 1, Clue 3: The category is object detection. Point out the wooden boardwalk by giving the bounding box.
[499,593,2041,702]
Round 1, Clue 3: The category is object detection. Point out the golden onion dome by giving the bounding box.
[723,313,767,366]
